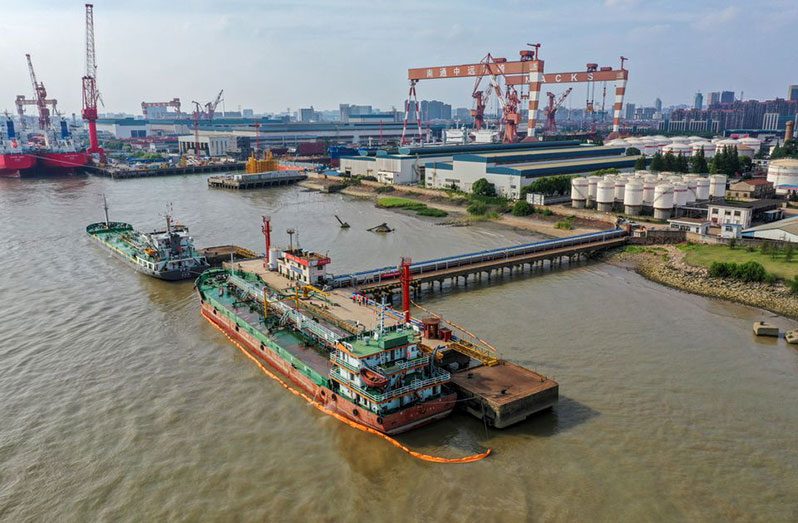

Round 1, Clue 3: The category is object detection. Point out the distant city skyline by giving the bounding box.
[1,0,796,116]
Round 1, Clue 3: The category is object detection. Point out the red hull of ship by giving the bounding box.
[0,153,36,177]
[38,152,89,173]
[201,301,456,435]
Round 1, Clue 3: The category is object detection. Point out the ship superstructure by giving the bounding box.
[87,199,209,280]
[0,116,36,177]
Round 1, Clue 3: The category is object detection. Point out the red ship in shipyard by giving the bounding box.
[0,118,36,177]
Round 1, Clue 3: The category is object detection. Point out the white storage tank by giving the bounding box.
[596,179,615,212]
[653,184,674,220]
[673,183,688,207]
[586,176,601,207]
[685,179,698,203]
[624,181,644,216]
[613,177,627,200]
[767,159,798,195]
[643,176,657,204]
[709,174,727,199]
[571,177,589,208]
[696,177,711,200]
[715,139,738,155]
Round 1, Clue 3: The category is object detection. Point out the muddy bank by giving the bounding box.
[299,174,607,238]
[609,245,798,320]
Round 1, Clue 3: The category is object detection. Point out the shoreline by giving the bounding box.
[299,174,612,238]
[607,245,798,321]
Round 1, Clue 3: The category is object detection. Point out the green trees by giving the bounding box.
[649,151,665,172]
[634,155,647,170]
[522,175,573,196]
[472,178,496,197]
[626,147,641,156]
[675,153,689,173]
[710,145,742,175]
[593,168,620,176]
[511,200,534,216]
[708,260,768,282]
[771,140,798,160]
[690,146,709,173]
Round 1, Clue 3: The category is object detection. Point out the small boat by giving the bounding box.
[753,321,780,337]
[360,367,389,388]
[368,222,394,233]
[785,330,798,345]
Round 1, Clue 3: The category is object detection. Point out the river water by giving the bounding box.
[0,174,796,522]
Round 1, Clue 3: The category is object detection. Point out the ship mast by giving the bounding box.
[102,193,109,226]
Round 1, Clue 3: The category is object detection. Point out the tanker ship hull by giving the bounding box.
[198,298,457,435]
[0,154,36,177]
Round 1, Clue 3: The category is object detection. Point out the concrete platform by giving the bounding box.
[450,362,558,428]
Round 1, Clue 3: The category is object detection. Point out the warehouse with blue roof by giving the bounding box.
[424,146,641,199]
[338,140,591,185]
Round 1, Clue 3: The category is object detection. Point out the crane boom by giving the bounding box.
[81,3,104,159]
[205,89,224,121]
[25,54,52,130]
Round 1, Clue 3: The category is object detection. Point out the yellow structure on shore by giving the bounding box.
[246,151,279,174]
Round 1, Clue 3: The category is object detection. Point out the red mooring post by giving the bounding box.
[262,215,271,269]
[400,257,412,323]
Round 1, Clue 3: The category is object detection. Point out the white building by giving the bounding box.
[707,202,753,228]
[742,216,798,243]
[668,217,710,235]
[276,250,331,285]
[177,135,234,157]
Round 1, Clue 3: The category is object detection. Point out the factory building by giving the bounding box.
[742,216,798,243]
[339,141,586,187]
[177,135,234,157]
[424,145,636,199]
[95,117,148,139]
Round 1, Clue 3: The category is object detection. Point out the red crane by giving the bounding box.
[204,90,224,122]
[544,87,572,133]
[81,3,104,160]
[25,54,53,131]
[190,101,203,159]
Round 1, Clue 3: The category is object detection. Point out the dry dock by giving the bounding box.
[230,258,558,428]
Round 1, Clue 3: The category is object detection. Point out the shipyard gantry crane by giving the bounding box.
[24,54,54,131]
[81,3,104,160]
[404,45,629,140]
[141,98,181,118]
[544,87,573,134]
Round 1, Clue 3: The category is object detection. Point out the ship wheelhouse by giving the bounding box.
[329,327,451,416]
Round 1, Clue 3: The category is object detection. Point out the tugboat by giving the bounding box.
[87,196,209,281]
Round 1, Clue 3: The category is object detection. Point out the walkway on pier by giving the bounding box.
[328,229,627,295]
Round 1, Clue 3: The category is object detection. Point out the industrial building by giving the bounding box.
[425,146,637,199]
[340,141,587,188]
[742,216,798,243]
[177,135,234,157]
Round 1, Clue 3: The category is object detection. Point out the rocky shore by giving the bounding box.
[609,245,798,320]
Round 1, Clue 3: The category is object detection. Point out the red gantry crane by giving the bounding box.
[141,98,181,118]
[405,45,629,140]
[81,3,104,160]
[544,87,573,134]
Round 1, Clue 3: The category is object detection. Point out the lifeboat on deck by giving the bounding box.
[360,367,389,388]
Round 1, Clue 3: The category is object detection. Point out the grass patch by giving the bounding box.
[555,216,576,230]
[679,243,798,280]
[376,196,448,218]
[624,245,666,254]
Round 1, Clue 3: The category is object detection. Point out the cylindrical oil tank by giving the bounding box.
[673,183,688,207]
[696,177,710,200]
[586,176,601,207]
[767,159,798,195]
[596,180,615,212]
[614,178,627,200]
[653,184,674,220]
[571,177,589,208]
[643,176,657,204]
[685,179,698,203]
[624,181,644,216]
[709,174,727,198]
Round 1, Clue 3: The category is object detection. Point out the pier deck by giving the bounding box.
[450,363,558,428]
[97,162,245,179]
[207,171,307,190]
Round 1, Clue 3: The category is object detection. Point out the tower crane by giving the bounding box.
[544,87,573,134]
[190,101,203,159]
[81,3,104,160]
[204,89,224,122]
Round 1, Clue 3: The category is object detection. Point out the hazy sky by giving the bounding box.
[1,0,795,116]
